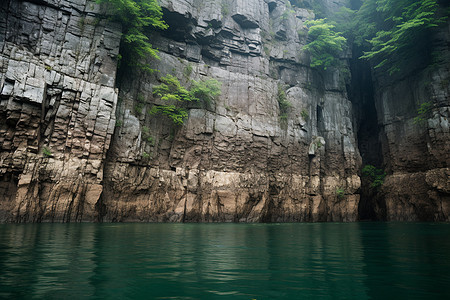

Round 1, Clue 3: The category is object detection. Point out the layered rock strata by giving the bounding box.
[0,0,120,221]
[101,0,361,222]
[10,0,450,222]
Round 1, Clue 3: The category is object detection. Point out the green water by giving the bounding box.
[0,223,449,299]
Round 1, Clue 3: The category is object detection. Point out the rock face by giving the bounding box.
[370,26,450,221]
[348,7,450,221]
[1,0,447,223]
[0,0,120,221]
[102,0,361,222]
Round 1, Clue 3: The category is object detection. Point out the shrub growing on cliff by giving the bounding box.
[190,79,222,106]
[153,74,192,102]
[303,19,347,70]
[277,84,291,120]
[150,75,222,125]
[97,0,168,72]
[336,188,345,200]
[362,165,386,190]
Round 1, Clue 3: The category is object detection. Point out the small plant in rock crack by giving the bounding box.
[42,147,53,157]
[135,103,144,114]
[277,84,291,120]
[183,64,193,78]
[301,109,309,121]
[336,188,345,200]
[413,101,432,125]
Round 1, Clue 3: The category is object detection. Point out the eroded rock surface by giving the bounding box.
[0,0,120,221]
[2,0,447,223]
[102,0,361,222]
[373,62,450,221]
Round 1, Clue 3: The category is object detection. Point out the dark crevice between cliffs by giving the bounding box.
[348,47,385,221]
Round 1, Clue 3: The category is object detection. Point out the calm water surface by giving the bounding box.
[0,223,449,299]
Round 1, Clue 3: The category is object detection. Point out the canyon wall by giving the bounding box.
[370,21,450,221]
[102,0,361,222]
[0,0,121,221]
[0,0,448,223]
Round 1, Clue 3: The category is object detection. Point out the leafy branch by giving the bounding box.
[354,0,446,75]
[303,19,347,70]
[97,0,168,72]
[150,75,222,125]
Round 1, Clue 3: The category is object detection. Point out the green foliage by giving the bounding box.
[146,136,154,145]
[42,147,52,157]
[141,126,154,145]
[281,6,295,20]
[97,0,168,72]
[303,19,347,70]
[153,74,192,102]
[221,0,230,16]
[277,84,291,119]
[329,7,356,36]
[301,109,309,121]
[354,0,446,75]
[413,101,432,125]
[78,16,86,30]
[183,64,193,78]
[297,29,307,39]
[142,152,150,159]
[362,165,386,190]
[149,105,188,125]
[137,93,145,103]
[151,75,221,125]
[190,79,222,105]
[115,119,123,127]
[316,140,322,149]
[336,188,345,200]
[135,103,144,114]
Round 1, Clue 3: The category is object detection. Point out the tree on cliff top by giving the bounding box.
[98,0,168,72]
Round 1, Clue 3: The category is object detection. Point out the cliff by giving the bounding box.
[0,0,120,221]
[0,0,448,222]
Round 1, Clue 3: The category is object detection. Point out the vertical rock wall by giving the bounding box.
[371,19,450,221]
[1,0,448,223]
[0,0,121,221]
[101,0,362,222]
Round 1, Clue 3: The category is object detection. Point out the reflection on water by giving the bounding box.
[0,223,449,299]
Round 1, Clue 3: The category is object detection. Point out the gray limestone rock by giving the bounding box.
[3,0,447,223]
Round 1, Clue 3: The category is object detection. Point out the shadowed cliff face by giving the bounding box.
[369,21,450,221]
[0,0,447,223]
[349,6,450,221]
